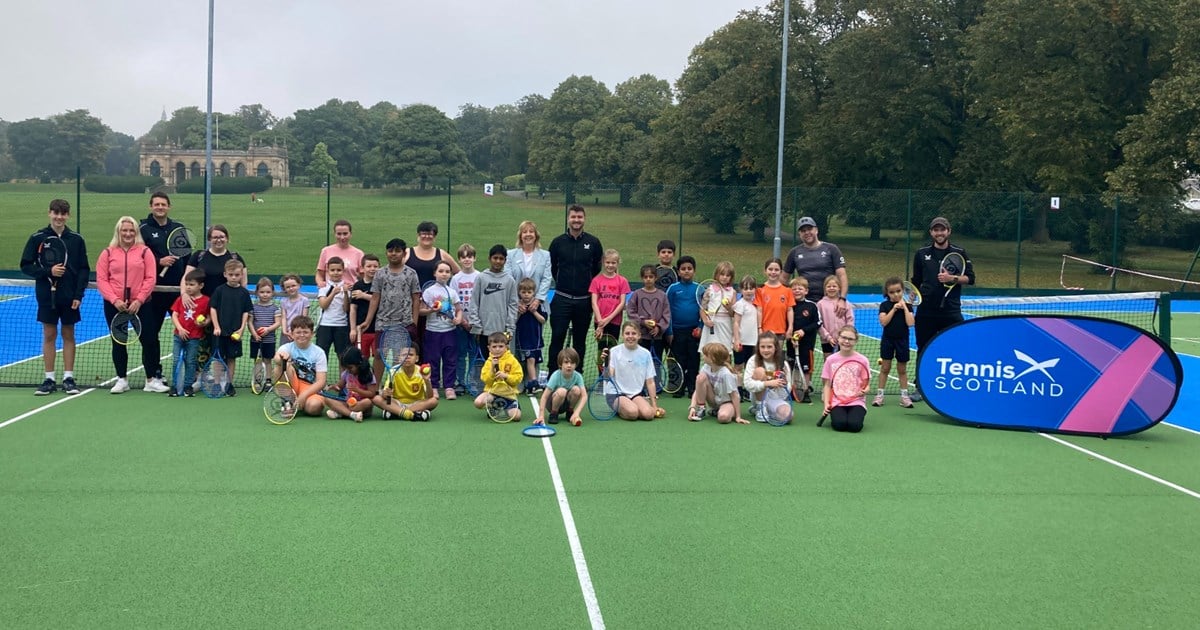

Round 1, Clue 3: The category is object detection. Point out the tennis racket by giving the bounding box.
[37,234,68,295]
[487,396,516,423]
[587,347,618,420]
[522,424,556,438]
[764,368,792,427]
[199,346,229,399]
[251,359,271,395]
[376,326,413,388]
[654,265,678,293]
[818,359,870,427]
[791,335,809,402]
[592,333,618,384]
[938,252,966,307]
[161,226,196,277]
[110,311,142,346]
[695,280,717,332]
[660,349,684,394]
[902,281,922,307]
[263,379,298,425]
[464,336,486,396]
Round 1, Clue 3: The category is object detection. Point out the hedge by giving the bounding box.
[177,176,273,194]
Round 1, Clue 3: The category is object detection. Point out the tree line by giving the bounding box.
[3,0,1198,254]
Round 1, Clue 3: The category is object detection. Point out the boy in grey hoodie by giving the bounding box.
[469,244,518,349]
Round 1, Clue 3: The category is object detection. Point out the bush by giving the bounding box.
[177,176,272,194]
[83,175,164,193]
[502,174,525,190]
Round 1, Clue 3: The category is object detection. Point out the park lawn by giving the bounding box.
[2,183,1195,292]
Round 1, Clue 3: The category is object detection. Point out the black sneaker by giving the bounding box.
[168,390,179,398]
[547,413,559,424]
[801,392,812,404]
[382,410,394,420]
[413,410,430,421]
[225,383,237,397]
[62,377,81,395]
[184,386,195,397]
[35,379,56,396]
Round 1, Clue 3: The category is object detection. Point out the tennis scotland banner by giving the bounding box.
[916,315,1183,437]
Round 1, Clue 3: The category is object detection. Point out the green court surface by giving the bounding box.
[2,386,1199,629]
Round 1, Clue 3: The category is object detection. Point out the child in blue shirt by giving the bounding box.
[666,255,701,398]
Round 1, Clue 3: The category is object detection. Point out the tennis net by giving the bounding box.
[827,291,1169,395]
[0,279,1170,392]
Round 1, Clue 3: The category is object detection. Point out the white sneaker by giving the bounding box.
[143,377,170,393]
[752,403,768,423]
[110,378,130,394]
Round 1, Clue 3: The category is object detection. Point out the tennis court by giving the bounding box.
[3,289,1200,627]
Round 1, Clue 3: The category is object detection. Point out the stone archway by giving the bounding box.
[175,162,186,184]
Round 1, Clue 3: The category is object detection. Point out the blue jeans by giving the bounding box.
[172,336,199,394]
[454,327,474,390]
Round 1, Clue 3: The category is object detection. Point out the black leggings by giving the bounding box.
[547,296,593,373]
[830,405,866,433]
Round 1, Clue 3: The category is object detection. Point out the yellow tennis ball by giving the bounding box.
[401,409,414,420]
[420,364,431,376]
[877,358,883,366]
[196,315,206,325]
[231,332,241,341]
[648,319,657,327]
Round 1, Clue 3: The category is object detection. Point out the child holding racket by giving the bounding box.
[742,332,793,424]
[698,261,737,354]
[474,332,523,422]
[731,275,759,376]
[19,199,89,396]
[822,325,871,433]
[373,346,436,421]
[788,277,821,403]
[754,258,795,340]
[688,342,747,424]
[323,347,377,422]
[605,322,660,421]
[278,274,310,345]
[274,315,329,417]
[535,347,588,426]
[589,248,631,340]
[169,270,210,397]
[874,277,916,408]
[817,275,854,357]
[209,259,253,396]
[420,260,462,400]
[665,256,702,398]
[250,277,282,385]
[514,277,547,396]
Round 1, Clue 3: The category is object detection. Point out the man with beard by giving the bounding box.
[910,216,974,401]
[547,204,603,373]
[782,216,849,318]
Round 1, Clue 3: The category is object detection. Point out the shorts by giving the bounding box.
[733,347,754,367]
[821,342,836,355]
[215,335,244,360]
[517,348,543,364]
[359,332,378,358]
[250,339,276,360]
[880,337,910,363]
[37,299,82,326]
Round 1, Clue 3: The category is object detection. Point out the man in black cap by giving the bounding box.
[910,216,974,401]
[782,216,849,315]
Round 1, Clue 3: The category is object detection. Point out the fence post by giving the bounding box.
[904,189,913,280]
[677,185,684,257]
[1015,193,1023,288]
[75,165,81,233]
[325,174,332,246]
[446,176,452,251]
[791,188,798,248]
[1110,196,1119,291]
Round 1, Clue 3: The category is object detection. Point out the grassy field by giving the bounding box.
[3,183,1197,292]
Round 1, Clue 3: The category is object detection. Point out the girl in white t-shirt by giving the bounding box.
[689,342,748,424]
[604,322,660,420]
[742,332,793,425]
[731,274,760,377]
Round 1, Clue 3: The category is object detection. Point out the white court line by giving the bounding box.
[1038,433,1200,501]
[526,395,606,630]
[0,352,171,430]
[1164,422,1200,437]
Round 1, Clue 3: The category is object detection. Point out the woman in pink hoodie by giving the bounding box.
[96,216,157,393]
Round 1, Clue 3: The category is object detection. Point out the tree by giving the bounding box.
[140,106,205,147]
[288,99,373,179]
[456,103,495,176]
[573,74,672,204]
[7,118,57,178]
[306,141,339,183]
[376,104,470,190]
[234,104,277,134]
[527,76,611,185]
[963,0,1170,248]
[104,131,140,176]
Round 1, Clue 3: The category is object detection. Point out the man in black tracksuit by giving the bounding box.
[139,192,191,391]
[546,204,604,374]
[911,216,975,401]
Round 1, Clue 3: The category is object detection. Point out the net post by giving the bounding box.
[1159,293,1171,349]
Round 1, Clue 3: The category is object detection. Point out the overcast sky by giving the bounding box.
[2,1,765,138]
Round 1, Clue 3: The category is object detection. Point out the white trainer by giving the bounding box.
[110,378,130,394]
[143,377,170,393]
